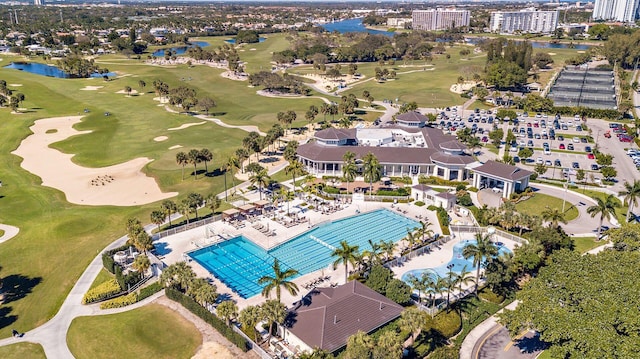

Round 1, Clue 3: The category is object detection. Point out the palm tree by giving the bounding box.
[398,307,427,348]
[541,206,567,228]
[132,254,151,275]
[225,156,239,200]
[587,194,621,238]
[404,229,419,257]
[161,200,177,227]
[379,240,397,262]
[285,159,305,192]
[364,239,383,265]
[619,180,640,221]
[258,259,299,302]
[362,152,381,197]
[280,188,295,216]
[217,300,238,326]
[206,194,221,214]
[198,148,213,173]
[418,220,433,243]
[150,210,165,232]
[342,151,357,194]
[406,273,429,305]
[320,102,330,122]
[434,276,449,312]
[455,265,475,295]
[193,282,218,307]
[332,240,360,283]
[262,299,287,343]
[462,232,498,295]
[178,202,191,224]
[249,168,270,200]
[188,149,201,179]
[134,231,154,254]
[176,152,189,180]
[160,261,196,292]
[184,192,204,219]
[338,116,351,129]
[239,305,263,342]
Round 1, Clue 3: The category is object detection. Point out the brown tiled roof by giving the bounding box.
[473,160,533,181]
[439,140,467,151]
[396,111,427,123]
[420,126,458,149]
[430,152,475,165]
[412,184,433,191]
[436,192,457,199]
[286,281,403,353]
[297,143,436,165]
[314,128,356,140]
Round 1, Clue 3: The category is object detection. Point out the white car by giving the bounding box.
[573,137,581,143]
[536,157,543,164]
[491,187,503,193]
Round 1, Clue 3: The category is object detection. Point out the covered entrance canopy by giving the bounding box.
[222,208,240,218]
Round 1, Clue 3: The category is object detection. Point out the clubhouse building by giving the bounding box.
[296,111,532,198]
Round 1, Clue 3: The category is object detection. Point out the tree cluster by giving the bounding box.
[56,54,107,78]
[482,38,532,89]
[248,71,308,95]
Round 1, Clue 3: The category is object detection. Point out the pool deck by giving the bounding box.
[155,194,482,309]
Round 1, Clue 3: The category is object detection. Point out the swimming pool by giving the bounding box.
[401,239,512,283]
[189,209,418,298]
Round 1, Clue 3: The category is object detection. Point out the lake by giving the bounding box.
[321,18,395,37]
[464,37,591,50]
[224,37,267,44]
[151,41,210,57]
[3,62,116,79]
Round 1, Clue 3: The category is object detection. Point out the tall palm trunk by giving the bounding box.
[475,263,481,295]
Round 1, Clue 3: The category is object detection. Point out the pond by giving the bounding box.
[151,41,210,57]
[321,18,395,37]
[3,62,116,79]
[224,37,267,44]
[464,37,591,50]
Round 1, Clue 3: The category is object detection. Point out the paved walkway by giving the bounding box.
[0,224,19,244]
[459,300,519,359]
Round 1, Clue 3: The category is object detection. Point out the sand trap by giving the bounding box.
[169,145,183,150]
[154,136,169,142]
[0,224,20,244]
[450,81,478,94]
[168,121,206,131]
[9,84,22,87]
[116,89,139,95]
[548,52,557,56]
[221,71,248,81]
[80,86,104,91]
[153,96,169,104]
[191,342,234,359]
[11,116,177,206]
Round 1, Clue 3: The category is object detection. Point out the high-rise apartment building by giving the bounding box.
[490,9,559,34]
[412,9,470,31]
[593,0,640,22]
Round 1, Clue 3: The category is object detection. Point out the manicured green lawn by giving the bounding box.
[580,189,627,224]
[0,229,4,237]
[67,304,201,359]
[516,193,579,221]
[537,350,553,359]
[0,343,46,359]
[573,236,600,253]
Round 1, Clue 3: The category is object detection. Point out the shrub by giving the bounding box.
[414,201,425,207]
[427,205,438,211]
[99,293,138,309]
[101,245,132,274]
[458,193,473,206]
[376,188,409,196]
[82,279,122,304]
[365,265,392,294]
[478,287,505,304]
[418,175,467,187]
[138,281,163,301]
[390,176,412,184]
[467,187,479,193]
[165,287,250,351]
[427,346,459,359]
[322,186,341,194]
[432,310,462,338]
[385,279,412,305]
[115,266,142,291]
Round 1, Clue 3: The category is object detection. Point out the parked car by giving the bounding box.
[536,157,543,164]
[559,143,566,150]
[481,136,488,142]
[587,153,595,159]
[567,144,574,150]
[557,135,564,141]
[585,146,592,153]
[572,162,580,169]
[591,164,599,170]
[573,137,581,143]
[545,160,552,166]
[554,159,562,167]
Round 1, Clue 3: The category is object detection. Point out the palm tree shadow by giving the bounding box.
[1,274,43,304]
[206,168,224,177]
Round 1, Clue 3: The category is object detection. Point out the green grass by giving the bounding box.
[537,350,553,359]
[485,144,499,155]
[472,100,495,111]
[67,304,201,359]
[0,229,4,237]
[0,343,46,359]
[515,193,579,221]
[573,236,600,253]
[580,189,627,224]
[88,269,115,291]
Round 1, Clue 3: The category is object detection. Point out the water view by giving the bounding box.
[151,41,210,57]
[4,62,116,79]
[224,37,267,44]
[321,18,395,37]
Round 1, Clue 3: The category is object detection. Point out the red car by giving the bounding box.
[533,122,539,128]
[587,153,595,159]
[481,136,488,142]
[620,135,633,143]
[527,122,532,127]
[559,143,565,149]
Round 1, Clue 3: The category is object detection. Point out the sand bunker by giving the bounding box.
[80,86,104,91]
[153,96,169,104]
[191,342,234,359]
[169,145,183,150]
[221,71,248,81]
[168,121,206,131]
[9,84,22,87]
[11,116,177,206]
[450,81,478,94]
[116,89,139,95]
[154,136,169,142]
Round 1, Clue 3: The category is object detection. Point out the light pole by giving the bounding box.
[562,177,569,213]
[446,263,454,311]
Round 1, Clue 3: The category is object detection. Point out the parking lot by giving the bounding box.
[433,108,640,189]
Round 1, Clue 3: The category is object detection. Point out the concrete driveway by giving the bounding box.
[474,325,547,359]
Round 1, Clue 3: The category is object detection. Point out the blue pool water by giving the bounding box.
[151,41,210,57]
[401,239,512,282]
[189,209,418,298]
[4,62,116,79]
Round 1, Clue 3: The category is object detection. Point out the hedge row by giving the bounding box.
[100,293,138,309]
[166,287,250,352]
[82,279,123,304]
[102,245,132,274]
[553,106,622,120]
[138,282,163,301]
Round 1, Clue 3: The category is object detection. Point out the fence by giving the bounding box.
[318,190,409,203]
[384,235,452,268]
[232,326,274,359]
[449,225,527,244]
[154,214,222,240]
